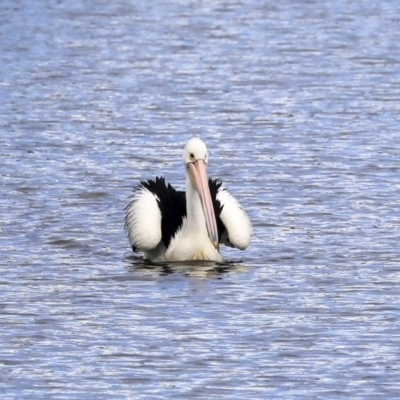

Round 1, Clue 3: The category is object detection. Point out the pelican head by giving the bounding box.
[182,137,209,165]
[183,138,219,248]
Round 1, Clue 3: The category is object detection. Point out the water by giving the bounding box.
[1,0,400,398]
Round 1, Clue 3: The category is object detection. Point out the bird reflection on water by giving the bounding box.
[125,255,249,278]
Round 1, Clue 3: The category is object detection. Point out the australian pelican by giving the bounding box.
[125,138,252,262]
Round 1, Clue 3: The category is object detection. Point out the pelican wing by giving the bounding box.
[125,181,162,252]
[209,179,252,250]
[125,177,186,252]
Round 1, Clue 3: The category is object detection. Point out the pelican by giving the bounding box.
[124,138,252,262]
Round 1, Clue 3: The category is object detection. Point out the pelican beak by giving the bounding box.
[187,160,219,248]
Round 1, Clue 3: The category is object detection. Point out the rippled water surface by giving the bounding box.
[2,0,400,398]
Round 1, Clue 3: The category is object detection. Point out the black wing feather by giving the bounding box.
[208,178,227,241]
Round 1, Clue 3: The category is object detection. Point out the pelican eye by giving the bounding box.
[189,153,195,161]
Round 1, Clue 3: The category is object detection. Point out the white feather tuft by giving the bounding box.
[217,188,252,250]
[125,187,162,251]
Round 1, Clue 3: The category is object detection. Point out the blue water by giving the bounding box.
[1,0,400,398]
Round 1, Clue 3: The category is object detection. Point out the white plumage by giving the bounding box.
[217,189,252,250]
[125,187,161,251]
